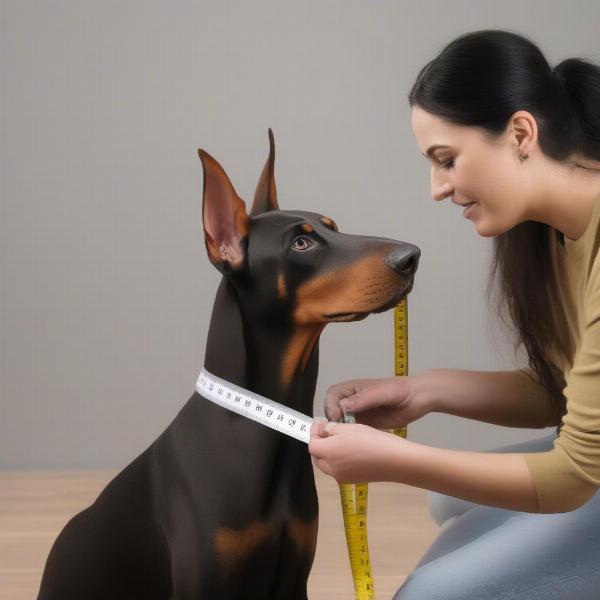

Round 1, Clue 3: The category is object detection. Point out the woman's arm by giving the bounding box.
[400,368,557,511]
[311,368,560,513]
[309,421,541,512]
[413,368,560,428]
[391,436,540,512]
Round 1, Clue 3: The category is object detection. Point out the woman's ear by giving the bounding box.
[509,110,538,156]
[198,148,249,274]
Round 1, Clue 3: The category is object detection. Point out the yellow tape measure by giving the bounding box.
[391,296,409,436]
[338,297,408,599]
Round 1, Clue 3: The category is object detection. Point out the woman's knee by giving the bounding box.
[427,490,454,527]
[392,563,482,600]
[427,490,478,527]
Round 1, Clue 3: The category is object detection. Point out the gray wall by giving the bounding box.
[2,0,599,469]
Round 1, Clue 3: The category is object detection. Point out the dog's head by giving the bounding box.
[198,130,419,326]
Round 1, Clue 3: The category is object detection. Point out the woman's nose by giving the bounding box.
[431,171,453,202]
[433,186,453,202]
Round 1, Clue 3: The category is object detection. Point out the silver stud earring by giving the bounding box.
[519,153,529,162]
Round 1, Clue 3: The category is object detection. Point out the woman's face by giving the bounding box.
[411,105,531,237]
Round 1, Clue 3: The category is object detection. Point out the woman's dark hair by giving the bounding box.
[409,30,600,433]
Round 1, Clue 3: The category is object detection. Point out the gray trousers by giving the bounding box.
[393,432,600,600]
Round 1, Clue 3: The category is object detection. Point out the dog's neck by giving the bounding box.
[203,278,321,416]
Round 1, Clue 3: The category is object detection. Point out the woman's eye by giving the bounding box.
[441,158,455,170]
[291,236,314,251]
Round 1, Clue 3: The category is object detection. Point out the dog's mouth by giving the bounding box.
[324,311,371,322]
[324,280,414,322]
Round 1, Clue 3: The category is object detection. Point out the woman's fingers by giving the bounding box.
[339,393,368,415]
[310,417,328,438]
[309,418,329,459]
[309,420,342,461]
[309,436,327,463]
[324,382,361,421]
[325,378,406,426]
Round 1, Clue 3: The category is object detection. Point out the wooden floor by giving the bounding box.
[0,468,439,600]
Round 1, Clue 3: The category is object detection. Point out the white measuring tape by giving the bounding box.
[196,367,314,443]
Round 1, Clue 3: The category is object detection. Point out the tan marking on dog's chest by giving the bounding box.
[288,513,319,556]
[214,514,317,573]
[214,521,275,573]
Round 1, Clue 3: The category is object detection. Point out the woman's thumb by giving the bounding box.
[323,421,339,435]
[310,417,328,439]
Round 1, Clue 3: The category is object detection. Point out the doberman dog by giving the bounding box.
[37,129,420,599]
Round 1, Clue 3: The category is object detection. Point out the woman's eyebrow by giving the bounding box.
[422,144,451,158]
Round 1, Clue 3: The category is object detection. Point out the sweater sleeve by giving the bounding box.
[523,261,600,513]
[510,368,562,426]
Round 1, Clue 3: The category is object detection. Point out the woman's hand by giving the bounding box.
[308,419,407,483]
[324,375,431,429]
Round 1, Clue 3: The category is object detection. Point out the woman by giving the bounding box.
[308,30,600,599]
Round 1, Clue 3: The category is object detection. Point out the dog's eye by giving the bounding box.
[291,236,314,251]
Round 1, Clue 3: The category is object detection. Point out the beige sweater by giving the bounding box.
[517,191,600,513]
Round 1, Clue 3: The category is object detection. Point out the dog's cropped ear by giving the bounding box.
[250,128,279,216]
[198,149,249,274]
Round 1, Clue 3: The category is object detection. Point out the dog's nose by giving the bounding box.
[385,244,420,276]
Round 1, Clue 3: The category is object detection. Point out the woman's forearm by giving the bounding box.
[413,368,559,428]
[391,437,540,512]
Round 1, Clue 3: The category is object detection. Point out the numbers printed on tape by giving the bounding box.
[394,298,408,377]
[339,480,375,599]
[392,299,409,439]
[196,368,313,443]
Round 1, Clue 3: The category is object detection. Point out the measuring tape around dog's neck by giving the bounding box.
[196,368,313,443]
[339,297,409,600]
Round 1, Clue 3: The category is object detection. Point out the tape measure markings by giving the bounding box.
[196,368,313,444]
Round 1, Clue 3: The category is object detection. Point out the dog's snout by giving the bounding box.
[385,244,421,276]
